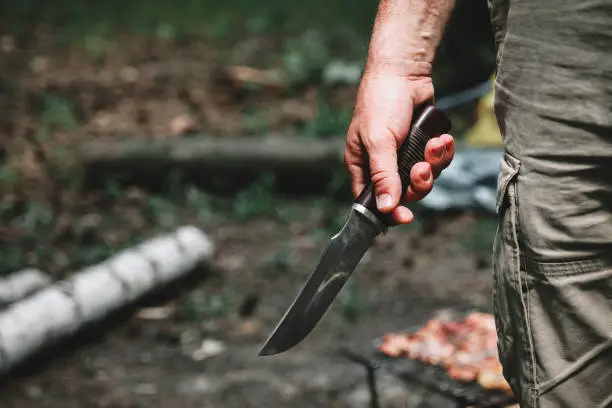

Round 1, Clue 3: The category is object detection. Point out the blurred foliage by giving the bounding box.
[178,289,235,320]
[304,97,353,139]
[232,173,278,220]
[0,0,497,279]
[458,215,498,259]
[337,280,370,324]
[0,0,378,44]
[0,0,495,90]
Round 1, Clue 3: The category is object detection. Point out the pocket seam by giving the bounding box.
[496,152,540,403]
[496,152,521,214]
[523,254,612,277]
[511,182,539,407]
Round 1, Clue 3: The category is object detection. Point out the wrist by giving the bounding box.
[357,65,435,107]
[363,56,433,79]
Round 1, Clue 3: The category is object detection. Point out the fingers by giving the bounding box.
[364,135,402,213]
[403,134,454,202]
[345,122,370,198]
[440,133,455,167]
[424,133,455,177]
[346,127,455,218]
[403,162,434,202]
[390,205,414,225]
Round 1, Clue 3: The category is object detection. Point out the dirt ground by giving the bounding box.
[0,208,497,408]
[0,32,497,408]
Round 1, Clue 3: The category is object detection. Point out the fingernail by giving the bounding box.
[432,145,444,159]
[419,168,430,181]
[376,194,393,209]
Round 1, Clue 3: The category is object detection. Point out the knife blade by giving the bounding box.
[258,103,452,356]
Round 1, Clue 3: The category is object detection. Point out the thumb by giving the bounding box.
[366,134,402,213]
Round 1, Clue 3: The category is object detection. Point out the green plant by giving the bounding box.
[70,243,115,267]
[261,244,293,277]
[274,200,304,225]
[83,33,109,61]
[0,249,27,277]
[178,291,234,320]
[185,185,213,223]
[232,173,277,220]
[324,168,350,198]
[303,97,352,139]
[165,170,185,201]
[39,94,78,131]
[0,160,18,187]
[14,201,53,234]
[103,179,124,200]
[0,202,11,221]
[48,145,83,191]
[145,195,180,229]
[241,110,271,135]
[155,22,178,41]
[282,32,329,85]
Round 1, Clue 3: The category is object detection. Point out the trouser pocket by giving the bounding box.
[525,256,612,408]
[492,152,536,406]
[493,152,612,408]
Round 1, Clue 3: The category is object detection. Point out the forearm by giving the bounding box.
[365,0,455,77]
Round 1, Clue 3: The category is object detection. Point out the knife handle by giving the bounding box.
[355,102,452,227]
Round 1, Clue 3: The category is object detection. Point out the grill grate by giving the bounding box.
[338,347,517,408]
[336,314,517,408]
[375,354,516,407]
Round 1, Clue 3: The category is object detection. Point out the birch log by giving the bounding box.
[0,225,214,373]
[0,269,52,308]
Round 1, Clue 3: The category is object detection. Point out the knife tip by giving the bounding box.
[257,345,276,357]
[257,342,290,357]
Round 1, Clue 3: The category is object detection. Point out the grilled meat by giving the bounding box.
[378,312,511,393]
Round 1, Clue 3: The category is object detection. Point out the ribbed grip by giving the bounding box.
[397,126,432,190]
[355,103,452,227]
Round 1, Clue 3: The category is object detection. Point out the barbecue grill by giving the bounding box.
[336,317,517,408]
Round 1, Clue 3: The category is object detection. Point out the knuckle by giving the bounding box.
[370,169,391,185]
[344,138,362,165]
[412,179,433,194]
[361,125,400,150]
[343,149,352,167]
[404,189,422,202]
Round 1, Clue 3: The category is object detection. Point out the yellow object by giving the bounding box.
[464,77,503,146]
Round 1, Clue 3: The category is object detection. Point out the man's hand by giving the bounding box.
[344,71,454,225]
[343,0,456,224]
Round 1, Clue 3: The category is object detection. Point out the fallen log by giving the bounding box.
[0,269,51,308]
[75,80,494,194]
[0,225,214,374]
[77,136,348,194]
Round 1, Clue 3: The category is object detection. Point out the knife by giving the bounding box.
[258,102,452,357]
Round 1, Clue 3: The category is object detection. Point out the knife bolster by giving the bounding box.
[352,202,388,236]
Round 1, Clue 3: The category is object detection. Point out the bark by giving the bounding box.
[77,137,347,193]
[0,269,51,308]
[0,225,214,373]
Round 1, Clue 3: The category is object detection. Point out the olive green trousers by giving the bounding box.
[488,1,612,407]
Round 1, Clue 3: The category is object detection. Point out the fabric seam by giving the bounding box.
[509,181,539,406]
[523,255,612,276]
